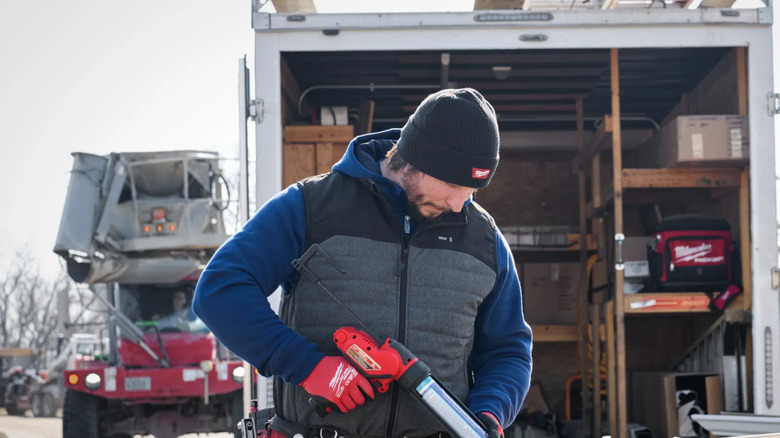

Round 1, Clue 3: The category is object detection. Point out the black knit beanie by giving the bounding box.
[397,88,500,188]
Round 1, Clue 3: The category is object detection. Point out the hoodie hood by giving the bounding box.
[332,128,401,179]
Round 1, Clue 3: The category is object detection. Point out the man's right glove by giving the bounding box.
[478,412,505,438]
[300,356,375,414]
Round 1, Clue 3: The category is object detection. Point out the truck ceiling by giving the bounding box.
[282,47,730,133]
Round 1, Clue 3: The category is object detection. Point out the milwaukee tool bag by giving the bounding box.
[648,214,738,291]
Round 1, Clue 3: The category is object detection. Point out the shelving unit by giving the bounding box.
[572,47,751,438]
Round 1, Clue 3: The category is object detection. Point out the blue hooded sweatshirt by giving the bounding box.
[193,129,532,427]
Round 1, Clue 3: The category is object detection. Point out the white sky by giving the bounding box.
[0,0,474,279]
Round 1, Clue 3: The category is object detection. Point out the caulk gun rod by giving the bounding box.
[315,281,376,338]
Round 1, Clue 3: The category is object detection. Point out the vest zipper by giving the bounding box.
[398,215,411,341]
[387,215,410,437]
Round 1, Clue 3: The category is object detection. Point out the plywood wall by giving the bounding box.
[477,151,581,228]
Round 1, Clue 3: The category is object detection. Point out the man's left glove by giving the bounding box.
[300,356,375,414]
[478,412,504,438]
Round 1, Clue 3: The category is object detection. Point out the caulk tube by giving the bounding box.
[392,346,488,438]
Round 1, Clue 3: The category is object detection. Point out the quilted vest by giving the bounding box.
[276,172,498,437]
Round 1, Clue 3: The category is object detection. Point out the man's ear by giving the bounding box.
[401,163,420,177]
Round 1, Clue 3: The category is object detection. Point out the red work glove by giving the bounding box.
[478,412,504,438]
[300,356,375,414]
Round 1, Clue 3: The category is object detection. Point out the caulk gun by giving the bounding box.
[330,326,488,438]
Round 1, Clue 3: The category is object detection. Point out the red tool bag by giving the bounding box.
[648,214,739,292]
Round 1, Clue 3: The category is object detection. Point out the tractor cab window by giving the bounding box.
[119,285,209,334]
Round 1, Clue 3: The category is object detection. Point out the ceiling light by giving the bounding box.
[493,66,512,80]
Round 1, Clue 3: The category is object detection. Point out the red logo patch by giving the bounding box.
[472,168,491,179]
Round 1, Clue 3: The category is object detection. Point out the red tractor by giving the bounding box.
[54,151,245,438]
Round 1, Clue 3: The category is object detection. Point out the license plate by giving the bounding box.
[124,376,151,391]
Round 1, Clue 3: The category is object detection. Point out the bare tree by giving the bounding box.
[0,257,23,348]
[0,250,101,363]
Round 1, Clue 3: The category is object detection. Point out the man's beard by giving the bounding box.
[406,199,432,223]
[401,168,446,223]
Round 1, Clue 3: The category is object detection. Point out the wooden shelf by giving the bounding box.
[622,168,741,189]
[624,292,715,314]
[532,324,580,342]
[509,233,597,252]
[588,167,742,217]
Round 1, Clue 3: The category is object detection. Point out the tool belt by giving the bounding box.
[265,413,450,438]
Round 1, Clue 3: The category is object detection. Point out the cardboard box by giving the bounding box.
[659,115,749,167]
[623,237,653,279]
[522,263,579,325]
[624,279,645,295]
[631,372,722,438]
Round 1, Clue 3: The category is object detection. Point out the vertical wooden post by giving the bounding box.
[736,53,753,421]
[610,47,627,438]
[739,167,752,311]
[606,300,617,436]
[592,303,602,438]
[736,47,752,313]
[576,98,592,430]
[736,47,748,117]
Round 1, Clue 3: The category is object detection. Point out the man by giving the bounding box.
[155,290,201,333]
[193,88,532,438]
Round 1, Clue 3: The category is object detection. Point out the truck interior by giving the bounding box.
[278,46,751,436]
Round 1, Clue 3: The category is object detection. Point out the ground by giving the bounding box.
[0,408,233,438]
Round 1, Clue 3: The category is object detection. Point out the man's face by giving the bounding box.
[173,292,187,310]
[400,166,475,221]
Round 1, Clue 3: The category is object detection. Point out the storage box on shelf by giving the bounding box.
[282,125,354,187]
[655,115,749,168]
[522,262,580,326]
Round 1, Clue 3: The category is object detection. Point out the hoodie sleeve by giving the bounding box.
[192,184,324,384]
[466,229,533,427]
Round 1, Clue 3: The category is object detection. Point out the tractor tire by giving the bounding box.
[4,402,21,416]
[63,389,100,438]
[3,388,23,416]
[31,392,57,418]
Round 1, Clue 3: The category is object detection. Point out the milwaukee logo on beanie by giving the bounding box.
[397,88,500,189]
[472,168,491,179]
